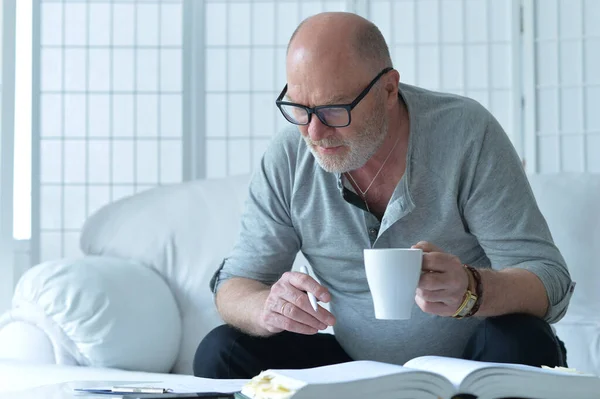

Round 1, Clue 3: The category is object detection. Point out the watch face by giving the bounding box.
[463,294,478,315]
[454,292,478,319]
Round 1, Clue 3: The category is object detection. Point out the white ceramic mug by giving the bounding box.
[364,248,423,320]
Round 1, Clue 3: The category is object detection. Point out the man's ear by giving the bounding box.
[385,69,401,106]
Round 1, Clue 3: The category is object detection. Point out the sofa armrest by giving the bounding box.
[528,173,600,375]
[0,256,182,373]
[0,320,57,365]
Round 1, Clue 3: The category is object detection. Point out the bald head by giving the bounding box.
[287,12,392,75]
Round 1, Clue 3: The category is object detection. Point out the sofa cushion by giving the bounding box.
[0,256,181,373]
[528,173,600,375]
[80,175,252,375]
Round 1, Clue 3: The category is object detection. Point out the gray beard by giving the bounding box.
[305,113,389,174]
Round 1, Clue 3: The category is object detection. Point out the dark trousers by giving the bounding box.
[193,313,567,379]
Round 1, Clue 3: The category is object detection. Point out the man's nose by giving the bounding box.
[307,115,331,142]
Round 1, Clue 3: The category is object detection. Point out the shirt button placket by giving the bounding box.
[368,228,379,245]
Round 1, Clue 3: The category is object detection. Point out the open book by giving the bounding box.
[235,355,600,399]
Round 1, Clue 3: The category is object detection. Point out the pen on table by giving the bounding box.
[300,265,319,312]
[111,386,171,394]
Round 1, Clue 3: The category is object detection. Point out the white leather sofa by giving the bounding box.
[0,173,598,393]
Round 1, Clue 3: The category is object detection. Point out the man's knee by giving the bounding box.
[465,313,567,367]
[484,313,557,349]
[193,324,243,378]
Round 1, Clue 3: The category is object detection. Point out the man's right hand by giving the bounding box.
[260,271,336,335]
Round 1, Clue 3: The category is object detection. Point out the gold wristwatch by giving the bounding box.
[452,265,479,319]
[452,289,478,319]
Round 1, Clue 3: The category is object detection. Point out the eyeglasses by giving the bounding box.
[275,67,393,128]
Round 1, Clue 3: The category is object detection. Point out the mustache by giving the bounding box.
[304,137,346,148]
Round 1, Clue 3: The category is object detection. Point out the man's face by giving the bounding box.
[286,66,389,173]
[301,94,388,173]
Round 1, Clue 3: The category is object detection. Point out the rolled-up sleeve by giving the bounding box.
[210,128,302,294]
[460,112,574,323]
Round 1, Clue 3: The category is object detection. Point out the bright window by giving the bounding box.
[13,0,31,239]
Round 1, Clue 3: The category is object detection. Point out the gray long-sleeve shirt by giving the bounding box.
[210,83,574,365]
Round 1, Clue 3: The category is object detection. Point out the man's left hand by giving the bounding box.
[411,241,470,317]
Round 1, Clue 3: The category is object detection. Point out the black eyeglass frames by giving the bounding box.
[275,67,393,128]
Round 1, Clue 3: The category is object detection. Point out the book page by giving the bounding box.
[274,360,416,384]
[241,360,458,399]
[404,356,496,389]
[404,355,593,390]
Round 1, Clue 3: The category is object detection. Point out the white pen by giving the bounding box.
[300,265,319,312]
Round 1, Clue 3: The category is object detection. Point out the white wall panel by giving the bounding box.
[88,4,110,45]
[40,186,61,230]
[40,93,61,136]
[63,3,84,45]
[161,94,182,137]
[526,0,600,173]
[137,4,159,46]
[40,48,61,90]
[206,139,227,178]
[136,140,159,184]
[63,231,80,258]
[88,140,110,183]
[88,49,110,91]
[161,49,182,91]
[160,140,182,183]
[39,140,61,182]
[34,0,184,263]
[63,94,85,137]
[111,140,135,183]
[136,94,158,136]
[39,231,60,264]
[161,4,182,46]
[63,141,86,182]
[40,3,61,45]
[63,186,85,229]
[369,0,517,146]
[228,139,251,175]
